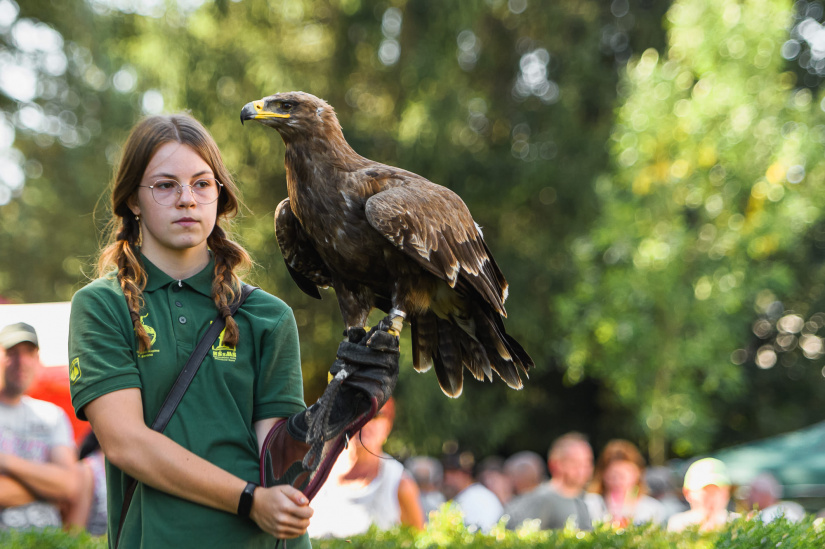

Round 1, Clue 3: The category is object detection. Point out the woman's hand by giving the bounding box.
[249,484,313,539]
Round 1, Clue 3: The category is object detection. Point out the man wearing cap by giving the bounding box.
[667,457,740,532]
[0,322,78,530]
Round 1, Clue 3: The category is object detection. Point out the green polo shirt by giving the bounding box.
[69,254,310,549]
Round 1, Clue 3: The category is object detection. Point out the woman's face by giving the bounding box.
[352,411,392,456]
[603,459,640,494]
[130,142,219,258]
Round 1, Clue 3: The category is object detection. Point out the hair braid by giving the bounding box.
[208,225,251,348]
[101,216,152,352]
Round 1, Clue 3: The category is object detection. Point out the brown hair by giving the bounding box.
[588,439,648,496]
[98,114,251,352]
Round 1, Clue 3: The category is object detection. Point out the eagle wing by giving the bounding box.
[274,198,333,299]
[364,178,509,315]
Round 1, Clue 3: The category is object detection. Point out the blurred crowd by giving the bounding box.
[0,320,815,539]
[306,410,814,538]
[389,433,808,535]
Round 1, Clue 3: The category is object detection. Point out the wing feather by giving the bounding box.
[364,181,508,316]
[274,198,333,299]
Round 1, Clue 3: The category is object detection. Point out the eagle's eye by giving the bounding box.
[280,101,294,111]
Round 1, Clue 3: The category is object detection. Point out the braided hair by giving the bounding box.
[98,114,251,353]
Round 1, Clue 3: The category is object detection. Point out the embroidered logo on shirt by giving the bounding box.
[212,326,236,362]
[70,357,81,383]
[138,313,160,358]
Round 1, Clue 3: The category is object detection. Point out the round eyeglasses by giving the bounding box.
[138,178,223,206]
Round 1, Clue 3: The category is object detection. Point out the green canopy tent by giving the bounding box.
[714,420,825,499]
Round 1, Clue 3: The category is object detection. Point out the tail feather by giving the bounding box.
[454,320,491,382]
[432,323,464,397]
[413,302,532,396]
[486,310,534,373]
[473,305,531,389]
[411,314,436,373]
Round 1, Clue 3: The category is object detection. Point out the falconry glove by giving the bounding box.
[259,316,399,501]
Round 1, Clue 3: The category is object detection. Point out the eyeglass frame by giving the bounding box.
[138,178,224,205]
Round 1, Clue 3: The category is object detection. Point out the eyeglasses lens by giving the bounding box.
[151,179,221,205]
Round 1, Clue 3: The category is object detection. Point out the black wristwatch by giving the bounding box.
[238,482,257,517]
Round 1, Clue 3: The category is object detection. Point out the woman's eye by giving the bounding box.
[194,179,212,189]
[155,181,176,190]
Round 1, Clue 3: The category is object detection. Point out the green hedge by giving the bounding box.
[312,507,825,549]
[1,509,823,548]
[0,528,106,549]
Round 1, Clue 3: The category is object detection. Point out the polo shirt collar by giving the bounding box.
[141,252,215,297]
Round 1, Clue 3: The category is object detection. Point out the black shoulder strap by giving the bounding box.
[151,283,257,432]
[115,284,258,549]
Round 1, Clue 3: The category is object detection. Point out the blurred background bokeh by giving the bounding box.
[3,0,825,469]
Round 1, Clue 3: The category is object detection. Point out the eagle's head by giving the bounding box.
[240,91,341,143]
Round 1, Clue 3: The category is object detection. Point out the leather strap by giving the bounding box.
[114,284,257,548]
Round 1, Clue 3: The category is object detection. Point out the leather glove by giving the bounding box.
[259,316,399,501]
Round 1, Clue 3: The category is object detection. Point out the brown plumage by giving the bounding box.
[241,91,533,396]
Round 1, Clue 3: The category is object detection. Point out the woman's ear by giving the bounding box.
[126,194,140,217]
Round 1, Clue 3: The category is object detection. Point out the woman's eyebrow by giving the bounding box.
[148,170,213,180]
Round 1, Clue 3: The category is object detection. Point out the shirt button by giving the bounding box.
[175,301,183,308]
[178,316,187,324]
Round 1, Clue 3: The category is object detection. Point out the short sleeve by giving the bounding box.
[69,282,142,421]
[252,306,306,421]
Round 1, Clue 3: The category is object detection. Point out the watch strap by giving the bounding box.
[238,481,257,517]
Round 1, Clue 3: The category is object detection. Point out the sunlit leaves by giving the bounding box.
[558,0,825,461]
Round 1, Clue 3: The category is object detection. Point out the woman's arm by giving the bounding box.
[398,471,425,529]
[63,461,94,530]
[254,418,280,455]
[86,389,312,539]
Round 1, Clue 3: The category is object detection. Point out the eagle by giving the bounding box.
[241,91,533,397]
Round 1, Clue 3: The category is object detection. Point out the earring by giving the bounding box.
[135,214,140,221]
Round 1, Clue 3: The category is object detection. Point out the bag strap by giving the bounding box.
[115,284,257,549]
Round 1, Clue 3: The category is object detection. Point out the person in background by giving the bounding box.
[645,466,688,521]
[0,322,79,530]
[405,455,445,520]
[667,458,740,532]
[746,472,805,523]
[476,455,514,506]
[64,431,107,536]
[505,432,599,531]
[503,450,546,496]
[441,447,503,532]
[307,398,424,538]
[587,439,665,526]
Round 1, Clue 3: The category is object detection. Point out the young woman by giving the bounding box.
[587,439,665,526]
[68,114,315,548]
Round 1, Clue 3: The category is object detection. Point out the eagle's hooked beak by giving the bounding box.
[240,100,290,125]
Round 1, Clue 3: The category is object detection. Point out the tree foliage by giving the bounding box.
[558,0,825,462]
[4,0,825,463]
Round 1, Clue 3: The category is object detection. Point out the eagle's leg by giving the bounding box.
[336,285,375,337]
[388,308,406,336]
